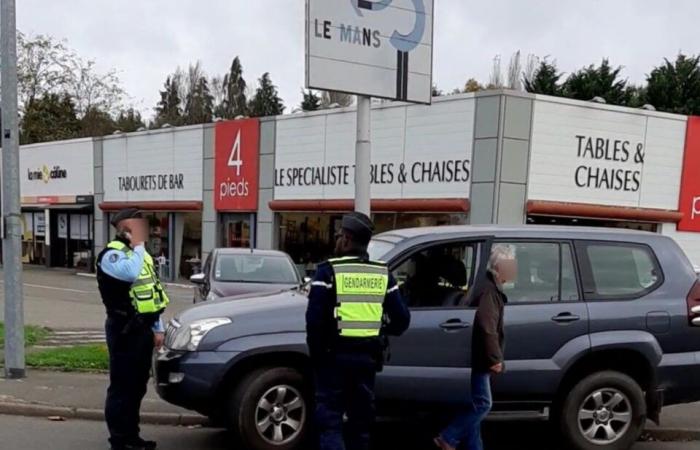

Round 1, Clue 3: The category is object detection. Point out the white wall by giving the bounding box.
[102,127,204,202]
[19,139,94,197]
[528,97,687,210]
[274,96,475,200]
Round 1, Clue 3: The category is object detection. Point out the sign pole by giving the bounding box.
[1,0,26,379]
[354,95,371,216]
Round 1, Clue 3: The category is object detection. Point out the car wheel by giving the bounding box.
[560,371,645,450]
[230,367,310,450]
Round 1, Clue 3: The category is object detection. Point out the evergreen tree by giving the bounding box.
[153,76,183,127]
[184,75,214,125]
[218,57,248,118]
[562,59,629,104]
[524,59,563,96]
[646,54,700,115]
[248,73,285,117]
[115,108,146,132]
[431,84,443,97]
[301,89,321,111]
[21,93,81,144]
[80,106,116,137]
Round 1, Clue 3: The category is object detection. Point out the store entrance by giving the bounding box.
[527,215,658,232]
[220,213,254,248]
[50,211,94,270]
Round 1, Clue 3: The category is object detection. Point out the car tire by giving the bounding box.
[230,367,310,450]
[560,371,646,450]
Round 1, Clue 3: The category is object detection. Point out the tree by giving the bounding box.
[217,57,248,119]
[431,84,443,97]
[115,108,146,132]
[464,78,483,93]
[646,54,700,115]
[248,73,285,117]
[80,106,116,137]
[524,59,564,96]
[320,90,354,108]
[184,74,214,125]
[153,76,183,127]
[301,89,321,111]
[21,93,81,144]
[487,55,504,89]
[16,32,126,117]
[507,51,522,90]
[562,59,629,104]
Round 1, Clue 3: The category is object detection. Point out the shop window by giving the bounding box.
[180,212,203,279]
[496,242,579,304]
[221,214,252,248]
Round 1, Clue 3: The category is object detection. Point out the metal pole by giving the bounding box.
[354,95,371,215]
[2,0,26,379]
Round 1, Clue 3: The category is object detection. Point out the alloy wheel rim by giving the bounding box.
[577,387,633,445]
[255,384,306,445]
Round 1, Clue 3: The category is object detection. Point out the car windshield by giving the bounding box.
[214,254,299,284]
[368,239,395,261]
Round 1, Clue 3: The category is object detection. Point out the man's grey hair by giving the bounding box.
[488,244,516,273]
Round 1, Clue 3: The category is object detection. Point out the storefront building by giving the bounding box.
[18,139,95,270]
[97,126,205,281]
[267,96,474,270]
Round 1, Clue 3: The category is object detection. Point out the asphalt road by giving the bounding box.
[1,415,698,450]
[0,267,194,329]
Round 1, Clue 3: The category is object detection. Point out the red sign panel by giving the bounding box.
[678,117,700,231]
[214,119,260,211]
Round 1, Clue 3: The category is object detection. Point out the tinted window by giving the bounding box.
[582,243,661,298]
[214,254,299,284]
[394,242,477,308]
[368,239,395,261]
[497,242,579,304]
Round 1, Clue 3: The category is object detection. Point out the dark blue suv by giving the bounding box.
[155,225,700,450]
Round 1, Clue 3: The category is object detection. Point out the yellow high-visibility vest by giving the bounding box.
[107,241,170,314]
[330,257,388,338]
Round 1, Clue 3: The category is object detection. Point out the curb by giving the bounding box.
[0,401,208,427]
[76,272,193,290]
[643,428,700,442]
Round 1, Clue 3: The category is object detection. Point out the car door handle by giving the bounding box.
[552,313,581,324]
[440,319,470,330]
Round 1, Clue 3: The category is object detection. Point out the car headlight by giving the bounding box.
[170,317,231,351]
[205,291,218,302]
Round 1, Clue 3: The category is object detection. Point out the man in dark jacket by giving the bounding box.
[306,212,410,450]
[435,244,517,450]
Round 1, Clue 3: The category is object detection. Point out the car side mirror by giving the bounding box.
[190,273,206,285]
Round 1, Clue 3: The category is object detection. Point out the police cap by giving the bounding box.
[110,208,142,227]
[341,212,374,244]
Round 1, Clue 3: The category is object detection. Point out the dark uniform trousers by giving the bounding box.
[314,352,378,450]
[104,316,154,446]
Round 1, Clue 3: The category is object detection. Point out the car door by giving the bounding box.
[376,237,491,404]
[490,240,591,403]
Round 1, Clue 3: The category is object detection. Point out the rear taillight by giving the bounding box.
[687,280,700,326]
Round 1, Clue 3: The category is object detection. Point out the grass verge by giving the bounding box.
[26,344,109,372]
[0,322,50,348]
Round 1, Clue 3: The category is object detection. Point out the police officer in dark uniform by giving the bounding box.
[306,212,410,450]
[96,209,170,450]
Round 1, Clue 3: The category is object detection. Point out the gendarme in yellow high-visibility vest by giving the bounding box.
[107,241,170,314]
[330,257,389,338]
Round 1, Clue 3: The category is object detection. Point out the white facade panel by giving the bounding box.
[660,223,700,266]
[19,139,94,197]
[274,97,474,201]
[528,98,687,210]
[103,128,204,203]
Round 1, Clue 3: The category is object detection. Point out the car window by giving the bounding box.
[394,242,477,309]
[214,254,299,284]
[581,243,661,298]
[497,242,579,304]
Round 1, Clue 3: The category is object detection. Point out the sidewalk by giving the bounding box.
[0,370,698,439]
[0,370,206,426]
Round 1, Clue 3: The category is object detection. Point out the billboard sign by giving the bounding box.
[214,119,260,211]
[679,117,700,232]
[306,0,434,104]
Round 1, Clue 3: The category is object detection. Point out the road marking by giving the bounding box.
[0,280,92,294]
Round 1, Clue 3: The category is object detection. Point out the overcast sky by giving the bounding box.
[16,0,700,120]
